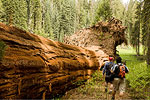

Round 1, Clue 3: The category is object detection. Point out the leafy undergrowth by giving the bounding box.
[61,70,105,99]
[117,46,150,99]
[61,70,131,100]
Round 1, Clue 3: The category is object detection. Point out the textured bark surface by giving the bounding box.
[0,23,108,99]
[0,18,127,99]
[64,18,127,56]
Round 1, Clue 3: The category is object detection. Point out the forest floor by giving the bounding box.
[61,75,131,100]
[61,70,131,100]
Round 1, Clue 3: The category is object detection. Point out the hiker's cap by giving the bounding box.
[109,57,113,61]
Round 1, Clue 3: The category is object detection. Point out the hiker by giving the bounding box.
[111,56,129,100]
[103,56,115,93]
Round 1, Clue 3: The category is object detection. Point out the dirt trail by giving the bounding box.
[61,72,131,100]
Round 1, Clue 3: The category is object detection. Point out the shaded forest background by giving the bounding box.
[0,0,150,66]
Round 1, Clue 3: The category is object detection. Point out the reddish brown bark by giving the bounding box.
[0,18,127,99]
[0,23,108,99]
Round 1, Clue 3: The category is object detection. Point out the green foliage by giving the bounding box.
[50,0,62,41]
[72,70,103,87]
[1,0,27,30]
[72,79,85,86]
[49,0,97,41]
[122,0,137,46]
[0,0,5,22]
[118,47,150,99]
[0,40,7,61]
[90,70,104,84]
[111,0,125,20]
[1,0,15,24]
[75,71,102,94]
[43,0,54,39]
[122,0,150,66]
[13,0,27,30]
[77,0,89,28]
[142,0,150,65]
[131,1,142,56]
[30,0,42,32]
[0,0,100,41]
[67,70,105,99]
[93,0,112,24]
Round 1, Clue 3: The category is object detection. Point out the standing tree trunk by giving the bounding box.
[147,23,150,66]
[136,32,140,56]
[26,0,30,27]
[33,12,36,30]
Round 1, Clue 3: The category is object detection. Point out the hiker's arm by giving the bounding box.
[102,63,107,75]
[125,65,129,73]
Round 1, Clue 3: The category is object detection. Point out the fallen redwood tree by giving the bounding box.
[0,23,108,99]
[64,17,127,56]
[0,17,127,99]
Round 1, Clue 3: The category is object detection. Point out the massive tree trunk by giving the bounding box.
[0,17,127,99]
[0,22,108,99]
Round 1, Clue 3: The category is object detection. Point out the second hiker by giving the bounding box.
[111,56,129,100]
[103,56,115,93]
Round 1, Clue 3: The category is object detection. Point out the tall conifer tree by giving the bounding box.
[132,2,142,56]
[93,0,112,24]
[142,0,150,66]
[1,0,27,30]
[110,0,124,20]
[0,0,5,22]
[43,0,53,39]
[30,0,43,33]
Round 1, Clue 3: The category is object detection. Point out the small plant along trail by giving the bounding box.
[61,70,131,100]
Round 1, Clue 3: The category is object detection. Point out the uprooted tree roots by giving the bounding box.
[64,17,127,56]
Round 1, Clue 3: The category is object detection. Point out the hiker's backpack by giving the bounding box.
[118,64,125,78]
[105,62,114,82]
[106,62,114,75]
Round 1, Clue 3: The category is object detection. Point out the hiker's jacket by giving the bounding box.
[103,62,114,76]
[111,63,129,78]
